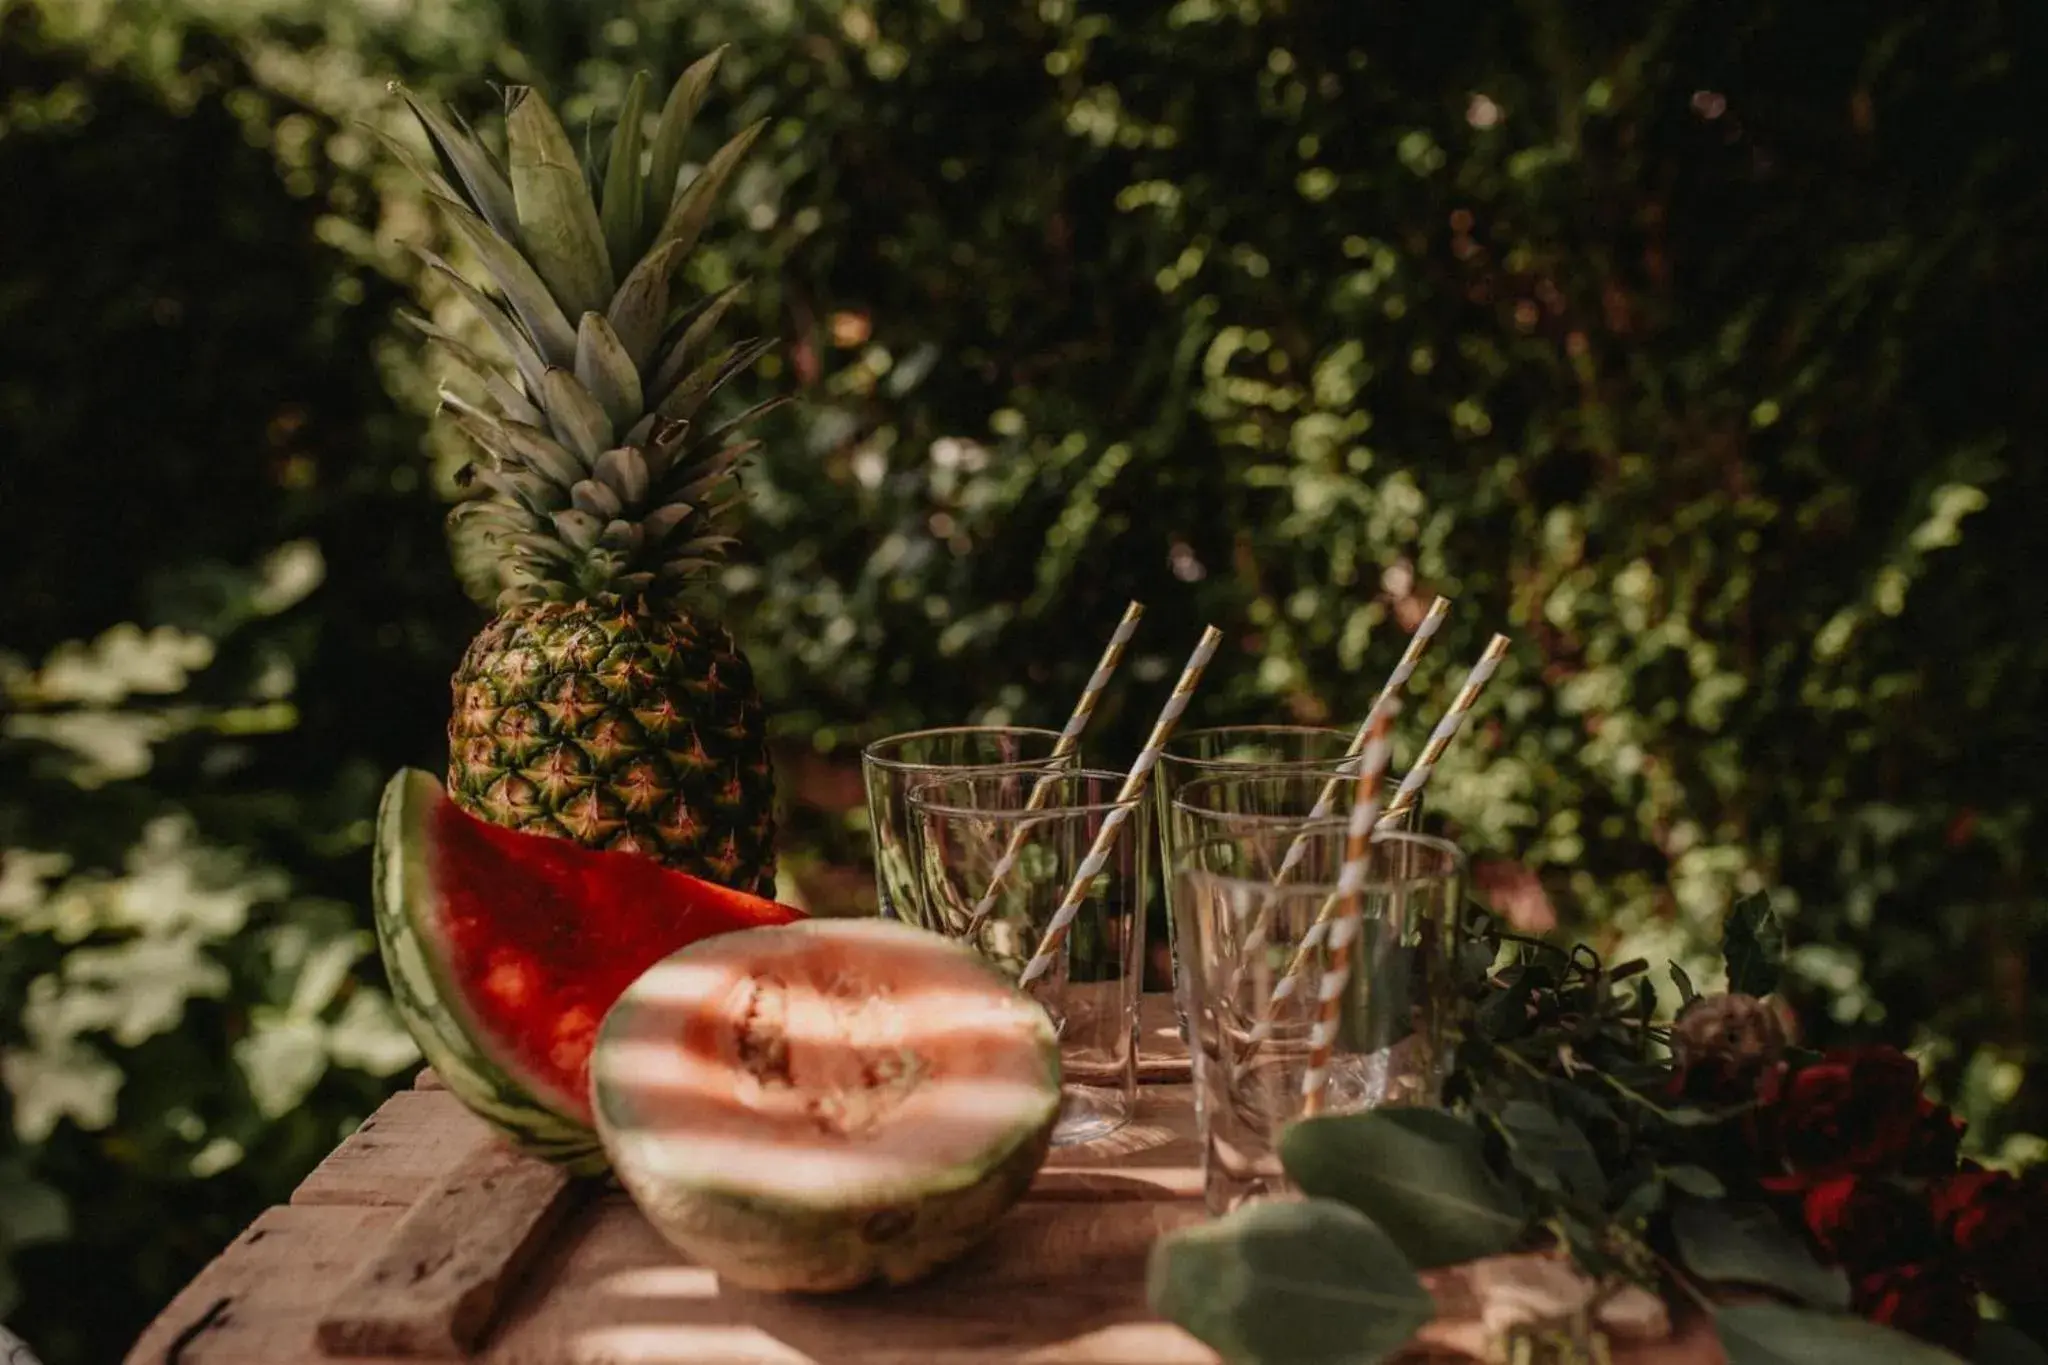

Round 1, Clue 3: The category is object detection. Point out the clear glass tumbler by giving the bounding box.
[1155,761,1424,1043]
[907,769,1148,1146]
[1173,823,1466,1214]
[861,725,1078,921]
[1153,724,1361,818]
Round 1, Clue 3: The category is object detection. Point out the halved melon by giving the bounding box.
[591,917,1062,1292]
[372,767,803,1171]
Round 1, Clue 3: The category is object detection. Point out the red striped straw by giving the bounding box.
[1244,633,1511,1060]
[1298,703,1396,1115]
[1239,596,1451,958]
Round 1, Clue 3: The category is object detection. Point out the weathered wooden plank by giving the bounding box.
[124,1204,401,1365]
[294,1091,490,1209]
[313,1141,591,1359]
[1034,1086,1200,1202]
[479,1193,1216,1364]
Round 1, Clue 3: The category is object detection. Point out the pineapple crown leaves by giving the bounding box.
[382,54,782,612]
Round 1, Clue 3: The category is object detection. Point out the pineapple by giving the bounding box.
[387,55,781,895]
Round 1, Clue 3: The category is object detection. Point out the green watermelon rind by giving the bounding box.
[372,767,607,1173]
[590,918,1064,1292]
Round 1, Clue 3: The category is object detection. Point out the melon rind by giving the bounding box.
[372,768,607,1172]
[591,919,1063,1293]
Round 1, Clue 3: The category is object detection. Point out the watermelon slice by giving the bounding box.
[372,767,802,1171]
[591,918,1062,1292]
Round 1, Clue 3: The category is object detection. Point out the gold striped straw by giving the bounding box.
[1239,596,1451,957]
[1016,625,1225,989]
[1244,632,1511,1056]
[961,601,1146,935]
[1300,702,1396,1115]
[1373,632,1511,828]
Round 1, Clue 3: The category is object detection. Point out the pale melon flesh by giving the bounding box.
[590,917,1063,1292]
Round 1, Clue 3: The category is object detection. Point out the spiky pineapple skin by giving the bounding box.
[447,597,777,896]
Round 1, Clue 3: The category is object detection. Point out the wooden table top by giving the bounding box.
[128,992,1729,1365]
[126,995,1220,1365]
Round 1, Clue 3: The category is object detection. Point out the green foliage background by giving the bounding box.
[1,0,2041,1360]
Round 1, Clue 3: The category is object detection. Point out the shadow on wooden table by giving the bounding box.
[485,1193,1213,1364]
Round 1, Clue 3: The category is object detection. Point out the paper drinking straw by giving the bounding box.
[1373,631,1511,828]
[1300,704,1396,1115]
[1239,596,1451,956]
[1245,633,1511,1054]
[960,601,1146,934]
[1016,625,1225,988]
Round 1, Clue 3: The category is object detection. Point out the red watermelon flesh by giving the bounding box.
[407,771,804,1126]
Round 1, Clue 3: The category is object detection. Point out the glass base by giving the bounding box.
[1051,1085,1133,1147]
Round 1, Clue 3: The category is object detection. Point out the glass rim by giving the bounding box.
[1168,765,1406,822]
[861,723,1069,772]
[1158,723,1359,772]
[905,766,1144,818]
[1173,825,1464,893]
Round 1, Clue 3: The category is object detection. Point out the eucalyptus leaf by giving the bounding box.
[1280,1107,1527,1268]
[645,47,728,226]
[1715,1303,1971,1365]
[1972,1322,2048,1365]
[1672,1198,1850,1310]
[1663,1164,1726,1198]
[1723,893,1785,997]
[505,85,616,319]
[1146,1198,1435,1365]
[600,70,649,277]
[1497,1100,1607,1203]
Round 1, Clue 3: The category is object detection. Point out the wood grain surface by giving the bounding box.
[125,992,1726,1365]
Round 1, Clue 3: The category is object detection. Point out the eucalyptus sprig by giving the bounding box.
[1147,894,2014,1365]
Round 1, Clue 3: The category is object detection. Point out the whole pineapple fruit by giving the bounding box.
[389,55,780,894]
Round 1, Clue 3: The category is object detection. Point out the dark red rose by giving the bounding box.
[1900,1097,1966,1176]
[1854,1263,1980,1354]
[1933,1167,2048,1311]
[1751,1047,1924,1178]
[1799,1175,1936,1270]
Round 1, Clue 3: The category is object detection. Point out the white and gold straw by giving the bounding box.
[1300,702,1396,1114]
[1245,633,1511,1054]
[1241,596,1451,954]
[962,601,1146,933]
[1374,632,1511,828]
[1017,625,1225,988]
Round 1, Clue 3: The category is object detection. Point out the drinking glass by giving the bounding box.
[1163,767,1425,881]
[1144,727,1358,996]
[1153,724,1361,818]
[907,769,1148,1146]
[861,726,1077,920]
[1173,824,1466,1214]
